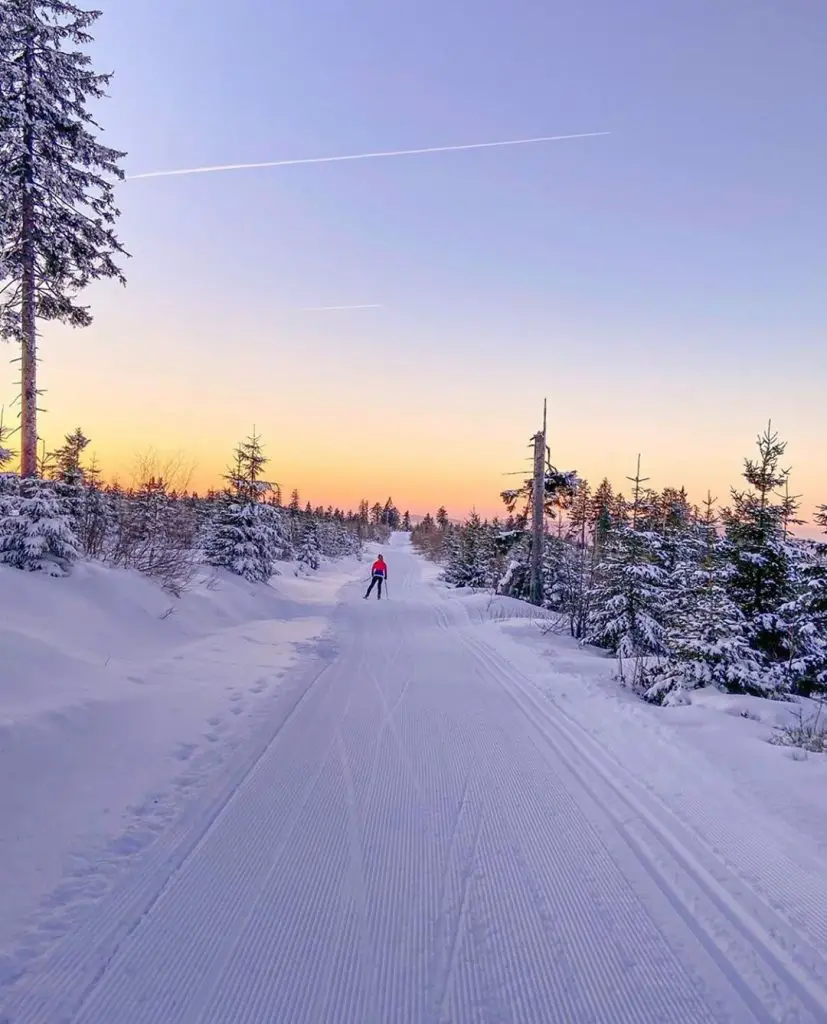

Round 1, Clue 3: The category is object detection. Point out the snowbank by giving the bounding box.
[0,554,359,963]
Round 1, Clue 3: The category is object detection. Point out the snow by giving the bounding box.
[0,555,350,964]
[2,534,827,1022]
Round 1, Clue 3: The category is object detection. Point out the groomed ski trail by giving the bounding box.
[5,538,827,1023]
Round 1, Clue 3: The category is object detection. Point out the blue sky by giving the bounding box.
[14,0,824,518]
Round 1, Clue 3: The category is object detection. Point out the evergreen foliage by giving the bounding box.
[0,1,127,471]
[0,476,78,574]
[422,425,827,705]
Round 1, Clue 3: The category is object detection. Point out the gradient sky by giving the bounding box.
[2,0,825,522]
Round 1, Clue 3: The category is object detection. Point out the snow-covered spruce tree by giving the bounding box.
[641,494,760,704]
[402,510,411,531]
[545,477,628,639]
[585,461,667,687]
[258,501,289,567]
[224,428,273,504]
[315,515,358,559]
[48,425,90,530]
[497,531,531,601]
[542,530,590,626]
[776,540,827,697]
[442,512,499,589]
[203,432,278,583]
[555,478,592,637]
[0,2,127,475]
[295,520,321,573]
[50,426,89,484]
[411,512,451,561]
[204,501,274,583]
[0,415,17,513]
[0,476,78,574]
[586,522,667,684]
[380,498,400,529]
[721,425,800,695]
[78,460,109,558]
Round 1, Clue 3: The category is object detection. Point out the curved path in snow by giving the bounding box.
[5,536,827,1023]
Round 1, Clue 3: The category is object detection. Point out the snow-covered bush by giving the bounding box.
[0,478,79,575]
[204,499,275,584]
[295,521,321,574]
[442,512,500,589]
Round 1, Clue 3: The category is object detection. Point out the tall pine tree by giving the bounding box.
[0,1,127,475]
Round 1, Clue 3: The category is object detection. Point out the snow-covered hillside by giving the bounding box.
[1,535,827,1022]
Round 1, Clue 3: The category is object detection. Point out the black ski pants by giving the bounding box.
[365,575,385,599]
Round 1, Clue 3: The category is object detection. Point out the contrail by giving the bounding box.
[127,132,609,180]
[299,304,381,311]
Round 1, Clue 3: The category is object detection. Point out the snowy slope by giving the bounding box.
[3,536,827,1022]
[0,556,355,965]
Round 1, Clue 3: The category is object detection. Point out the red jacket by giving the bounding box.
[371,559,387,578]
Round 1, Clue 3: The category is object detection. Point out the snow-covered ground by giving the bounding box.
[0,555,358,970]
[2,535,827,1022]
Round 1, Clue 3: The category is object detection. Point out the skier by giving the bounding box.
[364,554,388,600]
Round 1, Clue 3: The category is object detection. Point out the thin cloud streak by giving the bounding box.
[127,132,610,180]
[299,304,382,311]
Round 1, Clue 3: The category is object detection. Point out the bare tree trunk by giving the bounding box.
[20,29,38,478]
[529,399,547,606]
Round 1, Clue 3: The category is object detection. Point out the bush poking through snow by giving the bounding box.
[770,700,827,755]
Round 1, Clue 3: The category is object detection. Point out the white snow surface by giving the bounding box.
[2,533,827,1022]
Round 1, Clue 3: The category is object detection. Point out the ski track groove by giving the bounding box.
[429,595,717,1022]
[336,722,377,1022]
[435,780,486,1023]
[457,623,827,1023]
[69,657,351,1024]
[0,633,344,1024]
[459,629,758,1020]
[450,630,718,1023]
[7,549,827,1024]
[196,641,371,1024]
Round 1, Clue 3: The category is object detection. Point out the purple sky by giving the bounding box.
[23,0,824,518]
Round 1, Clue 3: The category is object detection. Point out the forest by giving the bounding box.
[413,425,827,711]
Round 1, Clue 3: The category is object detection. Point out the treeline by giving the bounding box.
[413,427,827,706]
[0,426,395,593]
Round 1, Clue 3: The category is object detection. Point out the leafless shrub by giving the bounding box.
[770,698,827,755]
[107,475,200,596]
[130,448,196,495]
[203,571,221,591]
